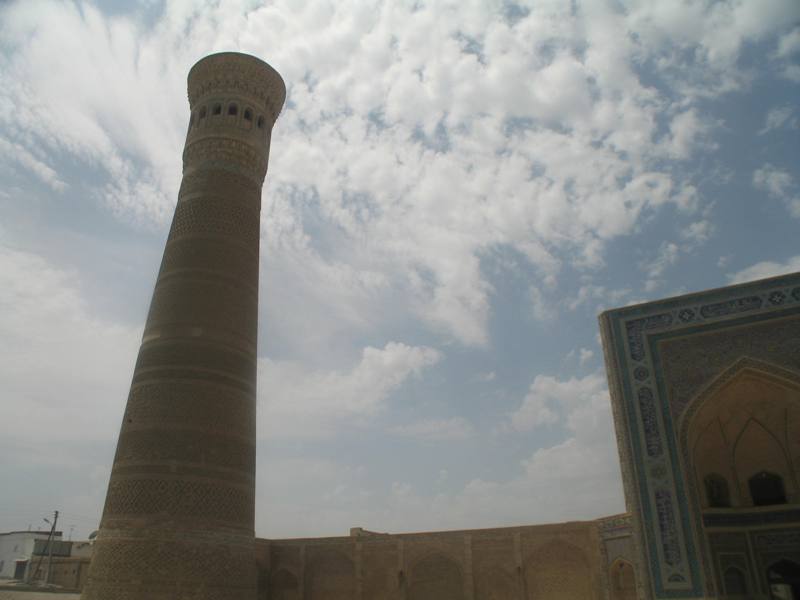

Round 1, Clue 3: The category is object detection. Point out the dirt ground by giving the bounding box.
[0,592,80,600]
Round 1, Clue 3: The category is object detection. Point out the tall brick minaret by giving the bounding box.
[82,52,285,599]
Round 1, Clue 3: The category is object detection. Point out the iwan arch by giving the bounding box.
[77,52,799,599]
[684,361,800,514]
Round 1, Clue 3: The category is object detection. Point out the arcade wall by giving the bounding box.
[256,517,639,600]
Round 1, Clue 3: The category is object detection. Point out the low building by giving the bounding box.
[0,531,91,591]
[26,539,91,591]
[0,531,61,581]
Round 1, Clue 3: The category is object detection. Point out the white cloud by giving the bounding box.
[728,256,800,284]
[475,370,496,383]
[776,27,800,58]
[457,371,621,524]
[0,1,185,227]
[256,370,623,536]
[391,417,474,441]
[624,0,799,96]
[758,105,798,134]
[640,241,683,292]
[645,242,680,278]
[567,284,631,313]
[643,222,713,292]
[510,372,608,432]
[384,371,622,529]
[271,370,623,535]
[579,348,594,366]
[783,64,800,82]
[681,220,714,245]
[529,284,557,323]
[0,0,795,538]
[753,163,800,217]
[0,137,67,191]
[510,387,559,431]
[0,245,140,443]
[259,342,442,438]
[664,109,714,159]
[259,226,393,361]
[754,163,794,196]
[256,456,372,537]
[3,0,751,347]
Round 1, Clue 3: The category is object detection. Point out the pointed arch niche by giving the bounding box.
[270,568,299,600]
[609,558,637,600]
[682,360,800,509]
[524,539,592,599]
[408,552,464,600]
[304,550,355,599]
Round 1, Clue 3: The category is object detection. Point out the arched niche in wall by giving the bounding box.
[524,538,592,600]
[692,419,738,507]
[748,470,787,506]
[721,565,748,596]
[703,473,731,508]
[681,362,800,509]
[269,568,299,600]
[407,552,464,600]
[474,565,518,600]
[609,558,637,600]
[767,559,800,599]
[733,419,792,505]
[304,549,355,600]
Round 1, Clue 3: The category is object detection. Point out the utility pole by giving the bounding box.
[28,510,58,585]
[45,510,58,585]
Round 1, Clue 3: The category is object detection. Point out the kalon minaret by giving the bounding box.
[82,53,285,599]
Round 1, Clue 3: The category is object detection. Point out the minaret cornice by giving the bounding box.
[188,52,286,127]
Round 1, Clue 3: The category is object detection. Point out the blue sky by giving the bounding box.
[0,0,798,540]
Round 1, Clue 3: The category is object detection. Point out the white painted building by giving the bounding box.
[0,530,62,580]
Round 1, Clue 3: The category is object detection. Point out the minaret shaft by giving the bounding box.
[81,53,285,600]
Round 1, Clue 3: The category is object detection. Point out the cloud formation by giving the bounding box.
[0,245,140,444]
[391,416,475,441]
[259,342,441,438]
[1,0,798,538]
[8,0,796,346]
[753,163,800,217]
[728,256,800,284]
[259,370,622,537]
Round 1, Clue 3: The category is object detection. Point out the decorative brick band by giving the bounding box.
[103,477,254,525]
[168,190,261,246]
[145,278,258,345]
[123,380,254,431]
[158,237,260,291]
[134,339,256,382]
[83,536,255,598]
[114,428,256,473]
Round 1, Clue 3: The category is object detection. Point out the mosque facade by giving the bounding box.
[599,272,800,599]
